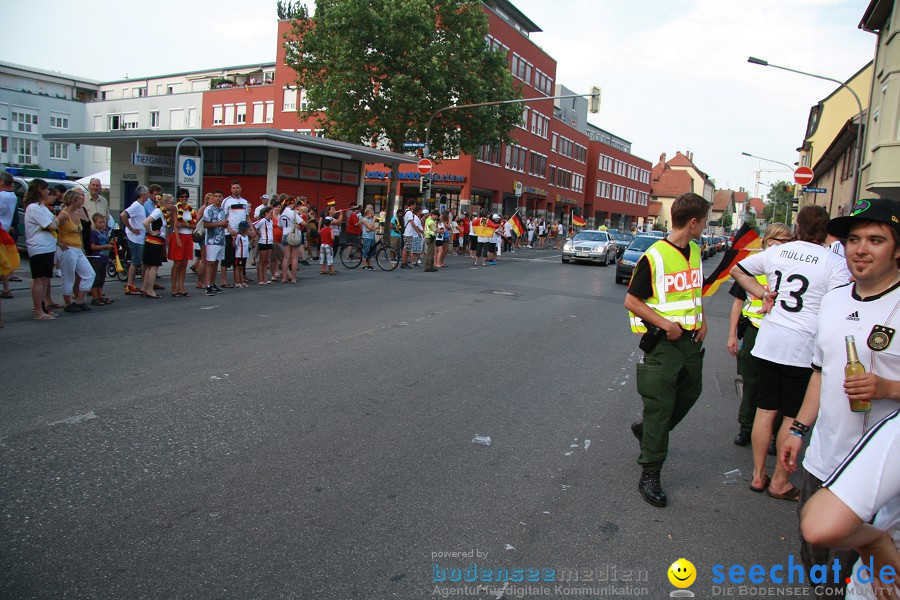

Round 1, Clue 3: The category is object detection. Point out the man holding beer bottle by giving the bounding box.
[780,197,900,599]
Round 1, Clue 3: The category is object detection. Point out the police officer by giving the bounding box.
[624,192,710,507]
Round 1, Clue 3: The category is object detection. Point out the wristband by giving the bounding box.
[788,429,804,438]
[791,420,810,435]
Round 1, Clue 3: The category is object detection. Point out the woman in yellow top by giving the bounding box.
[55,188,96,313]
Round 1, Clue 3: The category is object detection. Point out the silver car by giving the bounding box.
[561,230,617,266]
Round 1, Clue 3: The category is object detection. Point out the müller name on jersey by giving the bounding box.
[779,249,820,264]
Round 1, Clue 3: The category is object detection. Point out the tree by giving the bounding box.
[720,212,732,231]
[276,1,307,20]
[763,180,795,226]
[744,212,758,231]
[284,0,522,210]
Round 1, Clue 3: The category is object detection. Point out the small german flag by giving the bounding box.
[325,196,336,206]
[701,223,761,297]
[572,211,586,227]
[509,212,526,237]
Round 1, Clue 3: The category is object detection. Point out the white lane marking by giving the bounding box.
[50,411,98,426]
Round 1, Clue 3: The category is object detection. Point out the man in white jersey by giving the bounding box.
[221,181,256,286]
[800,409,900,600]
[731,205,851,503]
[775,198,900,598]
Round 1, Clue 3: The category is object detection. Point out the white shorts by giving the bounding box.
[205,244,225,262]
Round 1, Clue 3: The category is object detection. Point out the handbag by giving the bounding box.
[285,226,302,247]
[192,217,205,243]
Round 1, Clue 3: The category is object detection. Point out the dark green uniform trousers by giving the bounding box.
[636,334,704,471]
[736,324,759,432]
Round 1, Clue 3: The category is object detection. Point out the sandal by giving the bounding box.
[767,485,801,502]
[101,297,114,304]
[181,292,190,297]
[749,474,771,493]
[91,299,105,306]
[222,283,235,288]
[143,293,161,299]
[33,313,56,320]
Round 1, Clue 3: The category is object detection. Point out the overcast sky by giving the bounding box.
[6,0,876,198]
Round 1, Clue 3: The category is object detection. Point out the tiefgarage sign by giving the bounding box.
[132,153,175,167]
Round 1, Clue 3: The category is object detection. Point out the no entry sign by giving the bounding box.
[417,159,433,175]
[794,166,814,185]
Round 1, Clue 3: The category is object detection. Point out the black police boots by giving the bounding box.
[639,470,667,507]
[733,430,751,446]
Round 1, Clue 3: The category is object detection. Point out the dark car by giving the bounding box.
[615,234,658,284]
[609,231,633,258]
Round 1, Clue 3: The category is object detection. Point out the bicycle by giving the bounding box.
[338,236,399,271]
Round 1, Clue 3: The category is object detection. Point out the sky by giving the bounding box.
[6,0,877,198]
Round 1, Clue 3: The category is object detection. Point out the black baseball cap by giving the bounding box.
[827,198,900,238]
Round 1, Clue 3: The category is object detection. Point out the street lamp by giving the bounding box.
[747,56,865,204]
[740,151,794,172]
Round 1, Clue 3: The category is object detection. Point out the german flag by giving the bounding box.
[0,226,20,278]
[701,223,761,297]
[509,212,526,237]
[572,212,586,227]
[325,196,336,206]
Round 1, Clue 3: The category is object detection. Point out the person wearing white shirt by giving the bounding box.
[221,181,255,286]
[779,198,900,599]
[23,179,59,320]
[732,205,851,504]
[120,185,150,294]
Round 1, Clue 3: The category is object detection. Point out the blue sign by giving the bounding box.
[803,187,827,194]
[182,159,196,176]
[402,142,427,149]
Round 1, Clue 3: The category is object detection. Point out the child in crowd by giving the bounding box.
[254,207,273,285]
[88,213,114,305]
[319,216,337,275]
[234,221,251,288]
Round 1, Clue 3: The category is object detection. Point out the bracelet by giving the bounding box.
[791,420,810,434]
[788,429,804,438]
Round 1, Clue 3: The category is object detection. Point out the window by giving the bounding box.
[485,35,508,55]
[170,108,184,129]
[224,105,235,125]
[528,151,547,178]
[13,138,37,163]
[236,103,246,124]
[600,155,613,172]
[107,114,121,130]
[511,53,533,83]
[188,107,197,128]
[156,84,163,95]
[574,144,587,164]
[149,111,160,128]
[518,106,529,129]
[50,113,69,129]
[504,144,526,172]
[572,173,584,193]
[212,105,223,125]
[549,165,557,184]
[597,181,611,198]
[135,87,147,97]
[12,110,38,133]
[166,83,181,95]
[531,111,549,138]
[265,101,274,123]
[551,133,558,152]
[299,89,310,111]
[534,69,553,96]
[123,113,139,129]
[283,88,297,112]
[49,142,69,160]
[557,136,573,158]
[252,102,264,124]
[477,143,501,166]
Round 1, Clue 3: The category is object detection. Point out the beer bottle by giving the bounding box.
[845,335,871,413]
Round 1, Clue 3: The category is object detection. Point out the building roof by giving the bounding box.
[0,60,101,86]
[41,128,419,166]
[100,62,278,85]
[486,0,542,34]
[735,191,749,205]
[712,189,735,212]
[651,169,693,199]
[648,202,662,217]
[860,0,892,31]
[666,151,711,182]
[749,197,766,215]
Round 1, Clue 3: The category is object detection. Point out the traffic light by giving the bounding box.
[420,176,431,195]
[589,86,601,114]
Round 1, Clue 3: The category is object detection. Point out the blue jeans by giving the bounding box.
[362,237,375,259]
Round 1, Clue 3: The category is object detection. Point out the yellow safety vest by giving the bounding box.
[741,275,768,328]
[424,217,436,238]
[628,240,703,334]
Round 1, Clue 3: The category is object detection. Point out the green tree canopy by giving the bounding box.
[763,180,795,226]
[284,0,522,158]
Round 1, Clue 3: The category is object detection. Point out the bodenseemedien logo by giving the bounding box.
[851,200,871,215]
[668,558,696,597]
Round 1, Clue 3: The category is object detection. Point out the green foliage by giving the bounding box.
[744,212,758,230]
[720,212,732,230]
[277,0,307,20]
[764,180,795,226]
[283,0,522,157]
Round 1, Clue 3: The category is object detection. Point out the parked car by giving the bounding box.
[562,230,618,266]
[608,231,633,258]
[615,234,658,284]
[643,230,666,238]
[700,235,713,260]
[10,176,89,252]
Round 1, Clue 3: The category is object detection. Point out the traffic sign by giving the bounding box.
[403,142,427,149]
[803,187,827,194]
[417,158,433,175]
[177,155,201,186]
[794,166,814,185]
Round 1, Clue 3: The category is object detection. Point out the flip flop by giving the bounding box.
[33,314,56,320]
[181,292,190,297]
[749,474,771,493]
[767,485,801,502]
[143,293,161,299]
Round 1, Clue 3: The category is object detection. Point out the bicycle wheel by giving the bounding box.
[339,244,362,269]
[375,245,399,271]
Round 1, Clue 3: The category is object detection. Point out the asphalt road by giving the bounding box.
[1,247,808,599]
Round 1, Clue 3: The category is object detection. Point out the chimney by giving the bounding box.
[659,152,666,165]
[687,151,693,161]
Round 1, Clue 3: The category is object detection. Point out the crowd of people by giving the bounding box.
[626,192,900,599]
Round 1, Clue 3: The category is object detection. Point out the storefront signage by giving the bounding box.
[524,186,547,197]
[121,173,139,181]
[132,153,175,167]
[556,195,577,205]
[365,170,466,183]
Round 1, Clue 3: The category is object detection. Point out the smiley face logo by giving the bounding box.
[668,558,696,588]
